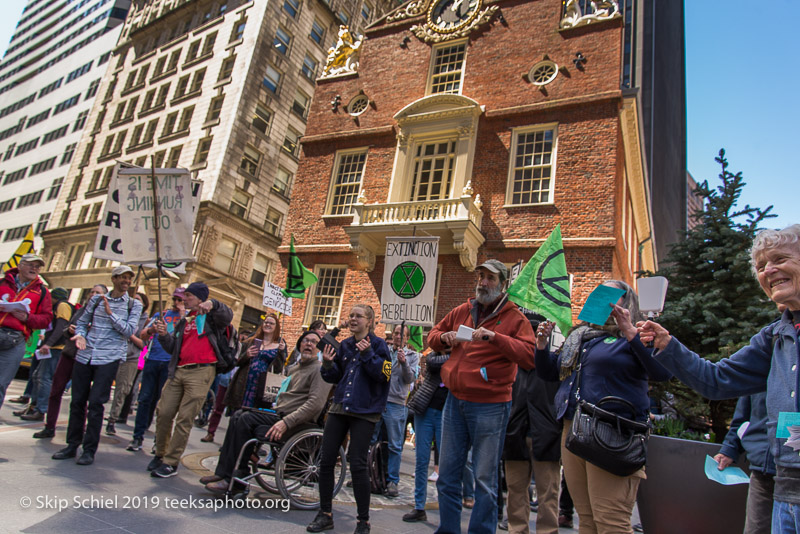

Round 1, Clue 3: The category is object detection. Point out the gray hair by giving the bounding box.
[750,224,800,275]
[603,280,643,323]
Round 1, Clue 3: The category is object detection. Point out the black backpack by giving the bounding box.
[211,322,240,374]
[368,440,389,495]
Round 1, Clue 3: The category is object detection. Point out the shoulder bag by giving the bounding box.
[564,352,650,477]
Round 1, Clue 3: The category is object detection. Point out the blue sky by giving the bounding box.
[0,1,794,230]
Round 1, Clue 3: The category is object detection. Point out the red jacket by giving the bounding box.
[428,294,536,403]
[0,268,52,340]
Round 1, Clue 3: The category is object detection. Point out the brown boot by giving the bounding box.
[200,474,223,484]
[200,433,214,443]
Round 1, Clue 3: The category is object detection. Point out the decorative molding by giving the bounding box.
[237,243,255,280]
[321,26,365,78]
[410,5,498,43]
[199,224,220,265]
[560,0,620,30]
[386,0,431,23]
[351,244,376,272]
[453,239,478,271]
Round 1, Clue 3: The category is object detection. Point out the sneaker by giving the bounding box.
[306,511,334,532]
[105,421,116,435]
[385,481,399,498]
[127,438,143,451]
[498,518,508,531]
[354,521,370,534]
[33,427,55,439]
[402,509,427,522]
[151,463,178,478]
[147,456,163,472]
[428,471,439,482]
[558,515,574,528]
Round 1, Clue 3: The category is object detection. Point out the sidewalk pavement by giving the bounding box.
[0,377,584,534]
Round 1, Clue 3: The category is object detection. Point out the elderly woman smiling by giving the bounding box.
[639,224,800,533]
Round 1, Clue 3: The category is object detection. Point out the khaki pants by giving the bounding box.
[155,365,215,466]
[108,359,139,421]
[505,440,560,534]
[561,422,645,534]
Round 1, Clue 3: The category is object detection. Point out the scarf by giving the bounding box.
[558,325,609,380]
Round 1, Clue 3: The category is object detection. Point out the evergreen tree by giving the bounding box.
[650,149,777,442]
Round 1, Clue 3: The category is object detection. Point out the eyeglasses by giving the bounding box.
[172,297,183,302]
[20,262,43,270]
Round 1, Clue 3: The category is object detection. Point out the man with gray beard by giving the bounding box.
[427,260,537,534]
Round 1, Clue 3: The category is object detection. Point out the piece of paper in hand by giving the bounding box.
[704,455,750,485]
[456,325,475,342]
[35,349,51,360]
[736,421,750,440]
[785,425,800,451]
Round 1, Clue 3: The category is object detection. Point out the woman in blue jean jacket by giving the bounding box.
[308,304,391,534]
[640,225,800,534]
[536,280,671,534]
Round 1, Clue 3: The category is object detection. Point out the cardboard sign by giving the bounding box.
[380,236,439,327]
[263,281,292,316]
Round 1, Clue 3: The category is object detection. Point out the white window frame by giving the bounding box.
[426,39,468,96]
[324,148,368,217]
[303,264,347,328]
[503,123,558,207]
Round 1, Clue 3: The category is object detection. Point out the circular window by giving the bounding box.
[348,95,369,116]
[529,61,558,86]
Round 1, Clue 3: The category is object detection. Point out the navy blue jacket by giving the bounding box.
[321,332,391,415]
[719,392,776,475]
[536,334,672,423]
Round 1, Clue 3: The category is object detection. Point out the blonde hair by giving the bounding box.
[351,304,375,333]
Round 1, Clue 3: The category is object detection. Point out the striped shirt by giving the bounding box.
[75,293,143,365]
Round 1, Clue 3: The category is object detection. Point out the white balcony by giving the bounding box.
[343,191,485,272]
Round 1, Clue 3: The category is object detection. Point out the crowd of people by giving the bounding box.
[1,223,800,534]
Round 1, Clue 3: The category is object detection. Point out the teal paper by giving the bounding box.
[195,314,206,334]
[704,455,750,485]
[776,412,800,438]
[577,285,626,325]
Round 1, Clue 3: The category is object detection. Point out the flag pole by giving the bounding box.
[150,155,163,317]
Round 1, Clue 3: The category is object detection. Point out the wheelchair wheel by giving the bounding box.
[275,428,346,510]
[250,445,280,494]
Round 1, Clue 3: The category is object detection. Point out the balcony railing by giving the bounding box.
[352,195,483,228]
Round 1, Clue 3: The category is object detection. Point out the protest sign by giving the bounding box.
[93,166,201,271]
[263,281,293,316]
[380,236,439,326]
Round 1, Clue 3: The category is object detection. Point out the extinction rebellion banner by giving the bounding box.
[93,166,201,270]
[380,236,439,327]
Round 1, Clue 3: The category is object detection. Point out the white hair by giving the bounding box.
[750,224,800,275]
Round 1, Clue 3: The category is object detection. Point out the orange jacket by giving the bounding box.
[428,295,536,403]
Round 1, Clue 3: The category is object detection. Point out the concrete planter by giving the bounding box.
[636,435,750,534]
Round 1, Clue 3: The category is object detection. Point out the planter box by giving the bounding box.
[637,435,750,534]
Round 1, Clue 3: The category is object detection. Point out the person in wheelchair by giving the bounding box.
[201,329,332,493]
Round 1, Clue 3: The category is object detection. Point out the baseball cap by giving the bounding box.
[111,265,134,277]
[476,259,508,281]
[20,253,45,266]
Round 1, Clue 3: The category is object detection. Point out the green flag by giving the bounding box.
[282,235,318,299]
[506,224,572,334]
[407,326,424,351]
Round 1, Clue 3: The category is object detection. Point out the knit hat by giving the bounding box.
[51,287,69,302]
[185,282,209,302]
[296,330,322,352]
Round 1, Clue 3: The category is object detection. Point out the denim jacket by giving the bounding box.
[719,392,776,475]
[653,311,799,469]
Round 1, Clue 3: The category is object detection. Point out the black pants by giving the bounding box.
[67,360,120,455]
[319,413,375,521]
[215,409,281,479]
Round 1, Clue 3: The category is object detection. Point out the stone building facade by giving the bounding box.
[275,0,670,339]
[41,0,389,330]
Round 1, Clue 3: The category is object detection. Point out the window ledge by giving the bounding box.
[97,151,122,163]
[84,188,109,199]
[226,39,243,50]
[138,105,166,119]
[202,118,220,129]
[190,161,208,171]
[183,52,213,70]
[158,130,190,143]
[109,117,134,129]
[214,77,232,89]
[171,91,201,105]
[120,83,146,97]
[501,201,556,209]
[126,141,154,154]
[151,68,178,84]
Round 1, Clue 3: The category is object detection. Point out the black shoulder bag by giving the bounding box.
[565,351,650,477]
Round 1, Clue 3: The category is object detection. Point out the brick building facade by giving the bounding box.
[276,0,662,340]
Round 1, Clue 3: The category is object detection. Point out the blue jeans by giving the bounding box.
[132,359,170,440]
[373,401,408,484]
[774,500,800,533]
[33,349,61,413]
[463,449,475,499]
[0,330,27,409]
[414,406,443,510]
[435,394,511,534]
